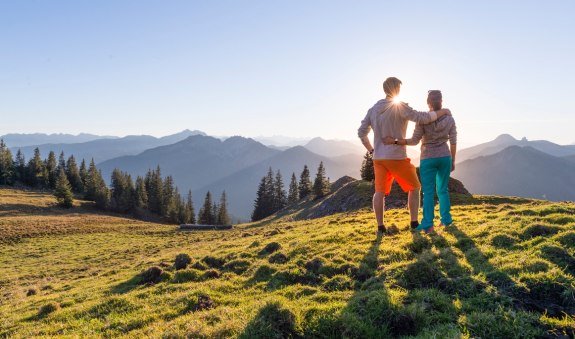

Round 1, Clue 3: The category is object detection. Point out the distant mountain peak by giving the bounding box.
[494,134,517,142]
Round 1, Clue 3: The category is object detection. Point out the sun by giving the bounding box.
[392,96,402,104]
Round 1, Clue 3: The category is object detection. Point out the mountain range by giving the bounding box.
[456,134,575,163]
[10,130,206,163]
[453,145,575,201]
[0,133,117,148]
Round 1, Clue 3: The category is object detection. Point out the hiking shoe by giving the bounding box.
[410,220,419,230]
[414,224,434,234]
[377,225,387,235]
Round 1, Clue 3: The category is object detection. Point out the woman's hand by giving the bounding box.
[451,161,456,172]
[382,136,395,145]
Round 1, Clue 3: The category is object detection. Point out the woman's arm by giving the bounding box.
[449,120,457,171]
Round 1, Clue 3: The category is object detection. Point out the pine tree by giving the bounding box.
[135,176,148,209]
[198,191,214,225]
[287,172,299,205]
[110,169,135,213]
[251,176,268,221]
[162,175,176,218]
[0,139,14,185]
[184,190,196,224]
[298,165,312,199]
[84,159,109,208]
[216,191,231,225]
[169,187,181,223]
[54,168,74,208]
[27,148,45,187]
[273,170,287,212]
[145,167,164,214]
[360,151,375,181]
[65,155,83,193]
[79,159,88,189]
[58,151,66,173]
[14,150,26,183]
[313,161,330,199]
[45,151,58,189]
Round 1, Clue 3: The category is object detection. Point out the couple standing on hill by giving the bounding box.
[358,77,457,234]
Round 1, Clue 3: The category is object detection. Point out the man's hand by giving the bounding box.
[451,161,456,172]
[382,136,395,145]
[437,108,452,118]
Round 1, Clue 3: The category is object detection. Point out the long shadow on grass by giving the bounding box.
[445,224,569,317]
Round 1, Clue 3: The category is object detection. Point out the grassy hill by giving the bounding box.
[1,188,574,338]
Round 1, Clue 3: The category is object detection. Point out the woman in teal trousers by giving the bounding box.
[384,90,457,233]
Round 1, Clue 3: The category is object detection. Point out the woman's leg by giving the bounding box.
[436,156,453,226]
[419,158,438,229]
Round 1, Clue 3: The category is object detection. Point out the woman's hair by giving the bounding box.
[427,90,442,111]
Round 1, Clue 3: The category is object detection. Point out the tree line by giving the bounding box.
[251,161,330,221]
[0,140,230,225]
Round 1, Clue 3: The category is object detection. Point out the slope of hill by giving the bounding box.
[10,129,205,163]
[1,188,574,337]
[0,132,117,147]
[303,137,364,157]
[457,134,575,163]
[193,146,362,219]
[564,154,575,164]
[98,135,280,192]
[454,146,575,201]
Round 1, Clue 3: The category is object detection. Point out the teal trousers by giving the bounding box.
[420,156,453,229]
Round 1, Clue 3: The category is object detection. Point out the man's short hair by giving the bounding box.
[383,77,402,97]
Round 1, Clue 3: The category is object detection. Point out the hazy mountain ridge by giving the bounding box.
[457,134,575,163]
[10,129,205,163]
[98,135,280,192]
[303,137,364,157]
[193,146,362,219]
[1,132,118,148]
[453,145,575,201]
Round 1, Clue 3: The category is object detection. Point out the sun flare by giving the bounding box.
[392,96,402,104]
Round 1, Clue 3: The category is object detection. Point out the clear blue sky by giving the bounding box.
[1,1,574,147]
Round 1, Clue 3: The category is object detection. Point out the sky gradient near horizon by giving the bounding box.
[1,1,574,147]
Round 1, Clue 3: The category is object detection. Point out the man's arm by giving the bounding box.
[399,103,451,124]
[383,123,423,146]
[358,110,374,153]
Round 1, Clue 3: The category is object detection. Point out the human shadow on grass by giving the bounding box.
[445,224,574,317]
[239,233,389,338]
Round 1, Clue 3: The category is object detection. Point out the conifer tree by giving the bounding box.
[273,170,287,211]
[79,159,88,189]
[198,191,214,225]
[145,167,164,214]
[251,176,268,221]
[65,155,83,193]
[162,175,175,218]
[45,151,58,189]
[85,159,109,208]
[360,151,375,181]
[27,148,45,187]
[0,139,14,185]
[185,190,196,224]
[58,151,66,172]
[135,176,148,209]
[169,187,182,222]
[287,172,299,205]
[54,168,74,208]
[216,191,231,225]
[313,161,330,199]
[14,150,26,183]
[298,165,312,199]
[110,168,135,213]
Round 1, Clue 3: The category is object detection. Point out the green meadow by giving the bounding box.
[1,188,574,338]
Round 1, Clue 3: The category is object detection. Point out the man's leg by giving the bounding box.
[372,160,392,233]
[408,188,420,222]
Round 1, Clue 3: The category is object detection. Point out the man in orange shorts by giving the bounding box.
[358,77,451,234]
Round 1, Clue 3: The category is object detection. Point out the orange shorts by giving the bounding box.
[373,159,421,194]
